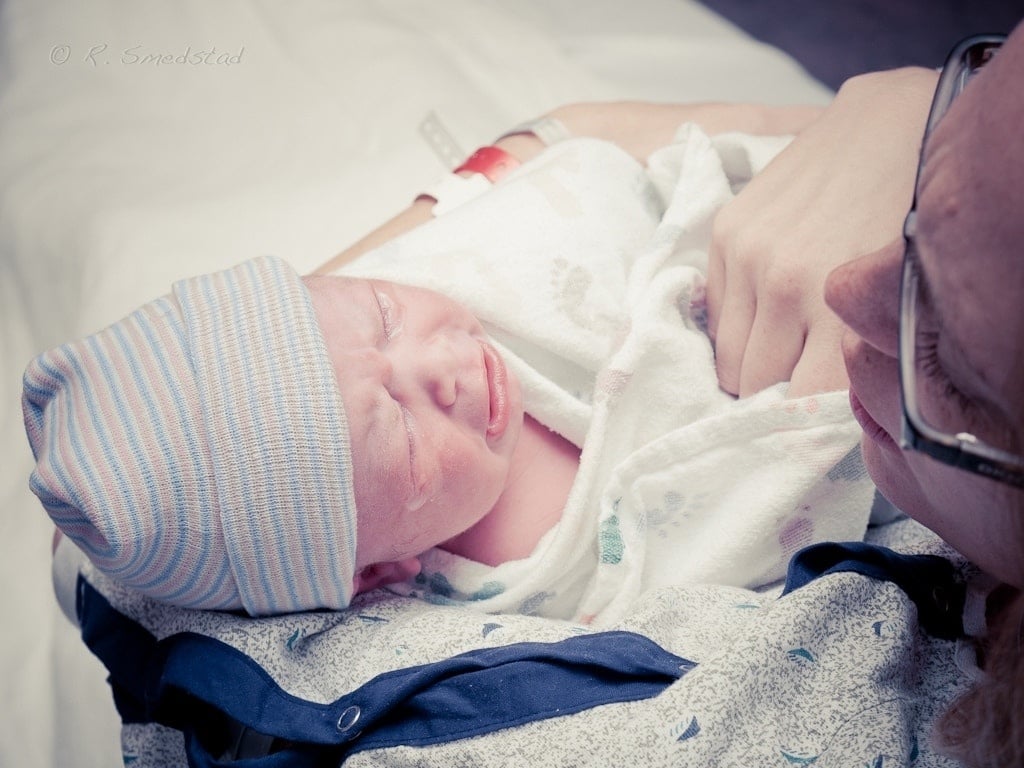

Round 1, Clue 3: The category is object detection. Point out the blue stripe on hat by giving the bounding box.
[29,351,122,561]
[259,256,346,610]
[288,275,359,604]
[232,260,302,612]
[267,256,357,610]
[188,270,271,610]
[208,266,300,613]
[109,308,198,601]
[25,365,89,524]
[81,329,164,583]
[122,305,203,600]
[241,258,315,609]
[139,302,235,607]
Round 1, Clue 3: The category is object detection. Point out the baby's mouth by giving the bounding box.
[480,340,509,438]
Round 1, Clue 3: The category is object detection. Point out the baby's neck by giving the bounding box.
[441,414,580,566]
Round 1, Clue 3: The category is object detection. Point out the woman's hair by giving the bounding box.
[935,587,1024,766]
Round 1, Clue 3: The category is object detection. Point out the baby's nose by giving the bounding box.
[374,352,395,388]
[427,367,457,408]
[404,335,458,408]
[423,344,458,407]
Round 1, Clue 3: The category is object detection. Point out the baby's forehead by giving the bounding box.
[303,274,376,311]
[302,272,370,295]
[303,275,381,350]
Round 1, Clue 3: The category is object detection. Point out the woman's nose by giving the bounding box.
[824,238,903,358]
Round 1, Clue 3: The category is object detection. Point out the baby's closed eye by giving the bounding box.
[373,288,402,341]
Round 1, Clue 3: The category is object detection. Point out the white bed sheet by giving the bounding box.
[0,2,830,765]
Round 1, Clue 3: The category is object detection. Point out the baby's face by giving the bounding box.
[304,275,524,570]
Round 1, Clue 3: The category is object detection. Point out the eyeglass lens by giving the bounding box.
[905,38,1018,459]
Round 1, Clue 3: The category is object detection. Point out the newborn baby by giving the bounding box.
[27,134,874,624]
[24,255,563,616]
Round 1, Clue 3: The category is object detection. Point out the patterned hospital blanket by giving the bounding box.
[60,515,982,766]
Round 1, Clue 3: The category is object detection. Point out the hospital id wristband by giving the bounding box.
[416,172,492,216]
[453,145,521,182]
[499,116,571,146]
[417,145,520,216]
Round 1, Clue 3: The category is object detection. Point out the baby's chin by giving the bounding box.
[492,370,525,459]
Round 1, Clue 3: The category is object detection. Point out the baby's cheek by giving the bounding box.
[443,443,500,515]
[351,449,405,518]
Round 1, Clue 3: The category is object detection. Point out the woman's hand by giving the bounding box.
[705,67,938,397]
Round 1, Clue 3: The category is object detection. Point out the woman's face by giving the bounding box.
[825,44,1024,588]
[304,275,524,572]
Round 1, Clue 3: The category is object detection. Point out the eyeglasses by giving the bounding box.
[899,33,1024,489]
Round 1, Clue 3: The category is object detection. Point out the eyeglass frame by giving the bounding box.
[898,33,1024,489]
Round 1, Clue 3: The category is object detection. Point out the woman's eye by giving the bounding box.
[915,330,975,417]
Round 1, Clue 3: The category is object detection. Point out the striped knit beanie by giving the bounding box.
[22,256,357,616]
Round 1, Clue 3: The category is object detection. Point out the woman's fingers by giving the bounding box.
[706,246,756,396]
[703,231,727,343]
[736,306,806,397]
[786,319,850,397]
[709,204,813,396]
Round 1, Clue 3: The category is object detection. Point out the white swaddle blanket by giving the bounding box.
[337,127,875,627]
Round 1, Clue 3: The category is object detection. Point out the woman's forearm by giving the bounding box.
[314,100,825,274]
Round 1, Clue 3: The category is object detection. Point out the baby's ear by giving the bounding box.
[352,557,422,595]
